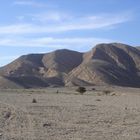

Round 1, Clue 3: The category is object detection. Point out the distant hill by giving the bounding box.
[136,46,140,50]
[1,43,140,88]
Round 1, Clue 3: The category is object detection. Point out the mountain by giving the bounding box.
[136,46,140,50]
[66,43,140,87]
[1,43,140,88]
[0,49,83,88]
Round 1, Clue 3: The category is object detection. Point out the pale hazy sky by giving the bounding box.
[0,0,140,66]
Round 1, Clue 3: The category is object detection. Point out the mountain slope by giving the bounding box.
[1,43,140,88]
[0,76,23,89]
[66,43,140,87]
[0,49,83,88]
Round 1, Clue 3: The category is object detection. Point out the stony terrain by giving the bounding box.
[1,86,140,140]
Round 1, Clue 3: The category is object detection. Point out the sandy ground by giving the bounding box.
[0,86,140,140]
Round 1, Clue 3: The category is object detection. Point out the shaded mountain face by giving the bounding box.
[1,43,140,88]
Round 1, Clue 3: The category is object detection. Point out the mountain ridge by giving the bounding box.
[1,43,140,88]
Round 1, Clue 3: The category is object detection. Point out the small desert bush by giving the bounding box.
[103,90,111,95]
[76,87,86,94]
[32,98,37,103]
[92,88,96,91]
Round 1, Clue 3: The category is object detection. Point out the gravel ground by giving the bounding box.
[0,86,140,140]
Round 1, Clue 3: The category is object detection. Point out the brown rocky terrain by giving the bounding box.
[0,43,140,88]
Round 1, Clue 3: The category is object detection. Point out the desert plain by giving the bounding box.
[0,86,140,140]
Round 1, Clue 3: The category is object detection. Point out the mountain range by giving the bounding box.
[1,43,140,88]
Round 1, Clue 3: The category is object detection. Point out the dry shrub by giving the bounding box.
[32,98,37,103]
[76,87,86,94]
